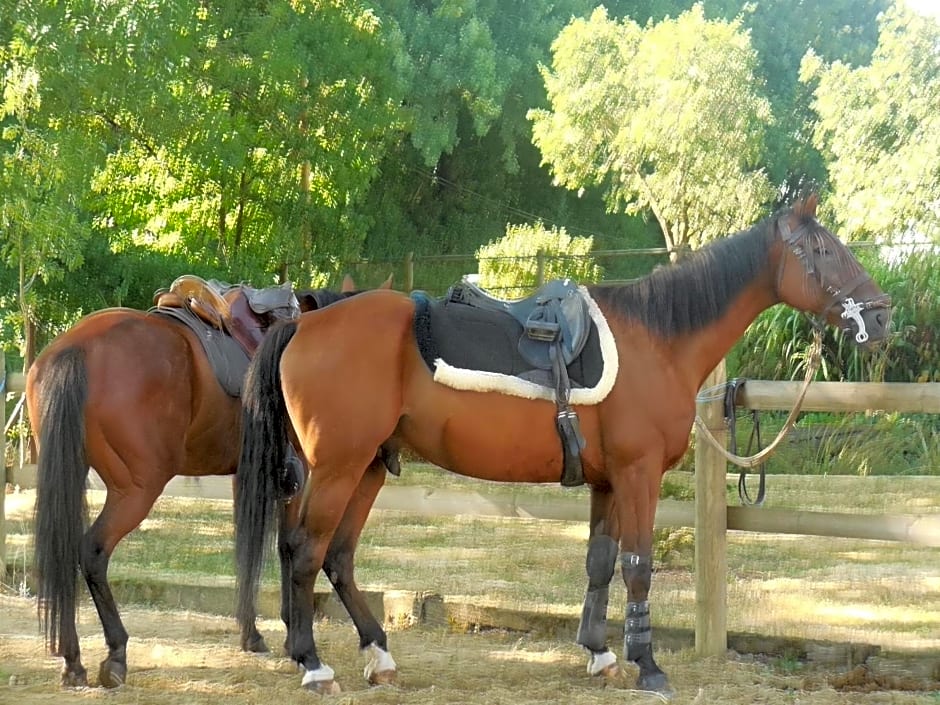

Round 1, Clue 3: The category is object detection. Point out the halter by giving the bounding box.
[776,216,891,343]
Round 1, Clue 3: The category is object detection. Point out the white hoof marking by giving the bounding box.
[363,643,397,681]
[301,664,335,688]
[587,649,618,676]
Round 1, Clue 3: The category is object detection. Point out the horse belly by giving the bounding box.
[399,387,586,483]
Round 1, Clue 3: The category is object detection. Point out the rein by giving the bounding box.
[693,324,823,505]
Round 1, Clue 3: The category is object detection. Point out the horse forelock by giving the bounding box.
[588,217,776,338]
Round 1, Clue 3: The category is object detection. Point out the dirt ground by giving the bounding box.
[1,594,938,705]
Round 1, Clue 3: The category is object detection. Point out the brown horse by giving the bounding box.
[26,274,386,688]
[234,196,891,696]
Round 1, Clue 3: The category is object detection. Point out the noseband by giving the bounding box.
[776,217,890,343]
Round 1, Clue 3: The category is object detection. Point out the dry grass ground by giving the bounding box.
[1,594,938,705]
[2,469,940,702]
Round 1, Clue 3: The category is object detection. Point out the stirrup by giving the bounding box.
[558,408,586,486]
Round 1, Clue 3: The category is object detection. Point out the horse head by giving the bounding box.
[773,194,892,348]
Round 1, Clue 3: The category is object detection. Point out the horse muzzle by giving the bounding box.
[840,296,892,348]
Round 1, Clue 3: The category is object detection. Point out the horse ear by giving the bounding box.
[792,192,818,219]
[380,274,394,290]
[341,274,356,293]
[804,193,819,217]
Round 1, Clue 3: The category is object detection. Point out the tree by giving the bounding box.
[529,5,774,258]
[677,0,889,200]
[8,0,403,288]
[476,222,601,297]
[359,0,649,263]
[801,3,940,240]
[0,41,94,364]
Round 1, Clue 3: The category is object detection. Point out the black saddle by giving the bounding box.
[447,279,593,370]
[413,279,602,487]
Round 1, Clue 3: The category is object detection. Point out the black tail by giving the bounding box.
[32,347,90,655]
[235,318,298,632]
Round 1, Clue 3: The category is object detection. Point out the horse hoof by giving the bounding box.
[586,649,619,678]
[242,634,270,654]
[636,672,674,699]
[363,643,398,686]
[98,659,127,688]
[368,669,397,687]
[60,668,88,688]
[303,679,342,695]
[301,665,340,694]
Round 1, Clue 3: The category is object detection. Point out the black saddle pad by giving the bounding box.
[412,291,603,390]
[151,306,249,397]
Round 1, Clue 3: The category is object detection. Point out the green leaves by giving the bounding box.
[530,4,774,255]
[802,3,940,241]
[476,222,601,297]
[5,0,404,288]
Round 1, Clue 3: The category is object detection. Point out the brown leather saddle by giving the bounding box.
[151,275,299,396]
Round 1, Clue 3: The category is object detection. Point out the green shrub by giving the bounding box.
[476,222,602,297]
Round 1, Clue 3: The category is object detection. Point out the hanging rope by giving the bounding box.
[694,329,823,502]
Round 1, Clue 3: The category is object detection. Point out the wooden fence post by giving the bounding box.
[404,252,414,292]
[694,359,727,656]
[535,249,546,286]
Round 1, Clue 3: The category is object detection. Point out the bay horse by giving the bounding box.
[26,274,388,688]
[234,196,891,696]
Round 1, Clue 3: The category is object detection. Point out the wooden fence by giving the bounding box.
[3,352,939,657]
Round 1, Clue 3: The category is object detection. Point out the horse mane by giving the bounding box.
[296,288,355,310]
[589,212,789,338]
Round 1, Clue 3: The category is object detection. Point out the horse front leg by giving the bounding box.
[576,486,621,677]
[271,498,304,657]
[322,458,396,686]
[612,462,674,698]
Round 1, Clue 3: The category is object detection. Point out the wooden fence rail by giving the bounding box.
[3,351,939,655]
[694,375,940,656]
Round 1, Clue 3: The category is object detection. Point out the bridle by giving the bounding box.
[776,217,891,344]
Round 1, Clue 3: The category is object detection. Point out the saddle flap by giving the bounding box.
[518,285,591,368]
[245,281,299,317]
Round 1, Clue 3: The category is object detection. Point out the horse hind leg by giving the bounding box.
[286,455,379,694]
[81,488,163,687]
[322,458,396,686]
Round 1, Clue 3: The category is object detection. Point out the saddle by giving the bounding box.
[153,275,299,355]
[151,275,300,396]
[413,278,603,487]
[447,279,593,370]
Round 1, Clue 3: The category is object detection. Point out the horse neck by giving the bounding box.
[670,276,779,390]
